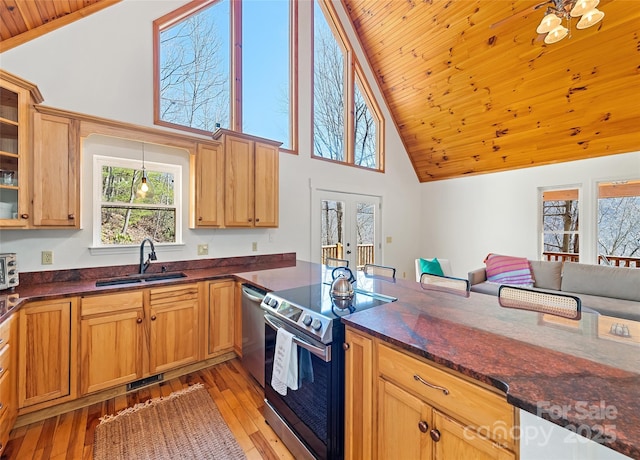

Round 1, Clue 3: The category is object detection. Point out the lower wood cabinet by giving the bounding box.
[80,291,144,394]
[345,327,518,460]
[18,298,78,411]
[202,279,236,358]
[149,284,199,373]
[80,284,199,396]
[0,314,17,456]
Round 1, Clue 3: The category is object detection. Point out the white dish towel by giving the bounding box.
[271,328,299,396]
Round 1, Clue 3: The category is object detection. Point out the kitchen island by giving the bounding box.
[3,258,638,459]
[238,261,639,459]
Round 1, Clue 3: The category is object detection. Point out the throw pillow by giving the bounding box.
[484,253,535,286]
[419,257,444,277]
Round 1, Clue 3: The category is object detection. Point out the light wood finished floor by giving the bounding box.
[3,359,294,460]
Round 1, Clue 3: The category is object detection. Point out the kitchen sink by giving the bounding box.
[96,271,187,287]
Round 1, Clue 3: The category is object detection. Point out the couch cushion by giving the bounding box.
[560,290,640,322]
[484,253,534,286]
[561,262,640,302]
[470,282,500,296]
[530,260,563,291]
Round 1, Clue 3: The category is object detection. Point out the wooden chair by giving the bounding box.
[325,257,349,268]
[420,273,470,297]
[498,285,582,320]
[363,263,396,279]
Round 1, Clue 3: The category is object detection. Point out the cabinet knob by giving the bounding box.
[255,218,260,222]
[430,429,441,442]
[198,216,203,221]
[68,214,75,220]
[20,213,29,219]
[0,402,3,411]
[418,421,429,433]
[136,318,143,324]
[151,315,157,321]
[248,218,253,222]
[343,342,350,351]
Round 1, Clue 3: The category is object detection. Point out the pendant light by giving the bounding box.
[140,142,149,193]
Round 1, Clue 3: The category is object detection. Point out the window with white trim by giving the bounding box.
[93,155,182,247]
[541,188,580,262]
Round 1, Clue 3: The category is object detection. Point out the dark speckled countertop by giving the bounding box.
[2,258,638,458]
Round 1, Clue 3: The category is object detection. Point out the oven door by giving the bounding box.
[264,314,344,460]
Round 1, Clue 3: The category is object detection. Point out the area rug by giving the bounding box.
[94,383,246,459]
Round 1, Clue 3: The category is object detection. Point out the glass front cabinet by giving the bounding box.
[0,71,43,227]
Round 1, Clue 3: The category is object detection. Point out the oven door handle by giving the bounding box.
[265,314,331,362]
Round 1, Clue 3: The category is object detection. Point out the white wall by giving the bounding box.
[0,0,422,276]
[420,151,640,278]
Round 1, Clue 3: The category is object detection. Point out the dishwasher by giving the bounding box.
[240,283,268,387]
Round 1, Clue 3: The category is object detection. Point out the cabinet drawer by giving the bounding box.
[81,291,144,317]
[378,344,514,447]
[0,344,9,381]
[0,316,11,351]
[149,284,198,306]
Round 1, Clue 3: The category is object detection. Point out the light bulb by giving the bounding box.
[140,176,149,193]
[544,25,569,44]
[537,13,562,34]
[576,8,604,29]
[570,0,599,17]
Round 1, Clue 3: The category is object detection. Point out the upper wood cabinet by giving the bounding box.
[210,128,281,228]
[32,107,80,228]
[0,70,43,228]
[191,141,224,228]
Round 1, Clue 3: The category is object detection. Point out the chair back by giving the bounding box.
[325,257,349,268]
[363,263,396,279]
[498,285,581,320]
[420,273,470,297]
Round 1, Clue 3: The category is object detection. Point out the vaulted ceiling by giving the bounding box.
[1,0,639,182]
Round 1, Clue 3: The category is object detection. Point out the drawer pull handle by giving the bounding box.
[413,374,450,395]
[0,338,3,345]
[418,421,429,433]
[0,367,3,374]
[430,429,441,442]
[0,402,3,411]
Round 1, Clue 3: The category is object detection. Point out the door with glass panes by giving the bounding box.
[314,191,381,271]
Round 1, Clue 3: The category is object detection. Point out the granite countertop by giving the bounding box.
[240,262,639,459]
[2,258,638,458]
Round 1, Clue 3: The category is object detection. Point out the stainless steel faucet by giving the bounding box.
[139,238,157,274]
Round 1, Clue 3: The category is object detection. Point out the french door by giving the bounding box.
[312,190,381,271]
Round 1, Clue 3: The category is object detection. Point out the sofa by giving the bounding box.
[468,260,640,321]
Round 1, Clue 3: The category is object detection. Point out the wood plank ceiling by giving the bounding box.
[342,0,640,182]
[1,0,638,182]
[0,0,120,53]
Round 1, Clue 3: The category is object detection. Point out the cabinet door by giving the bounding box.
[80,309,144,395]
[32,111,79,227]
[344,328,374,460]
[149,285,199,374]
[193,141,224,227]
[224,135,254,227]
[18,299,76,408]
[205,280,235,358]
[254,141,279,227]
[378,379,432,460]
[0,78,31,228]
[432,410,516,460]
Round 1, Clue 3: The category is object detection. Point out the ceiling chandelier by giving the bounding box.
[536,0,605,44]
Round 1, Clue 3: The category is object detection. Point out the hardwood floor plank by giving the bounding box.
[4,359,294,460]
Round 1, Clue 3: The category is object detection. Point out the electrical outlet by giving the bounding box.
[42,250,54,265]
[386,236,393,243]
[252,242,258,252]
[197,244,208,256]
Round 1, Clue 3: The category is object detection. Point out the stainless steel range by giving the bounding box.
[261,281,396,459]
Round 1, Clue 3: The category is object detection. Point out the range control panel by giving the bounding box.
[261,294,333,344]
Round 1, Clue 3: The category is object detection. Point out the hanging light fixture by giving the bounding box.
[140,142,149,193]
[536,0,604,44]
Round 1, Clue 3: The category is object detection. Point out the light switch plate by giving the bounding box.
[252,242,258,252]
